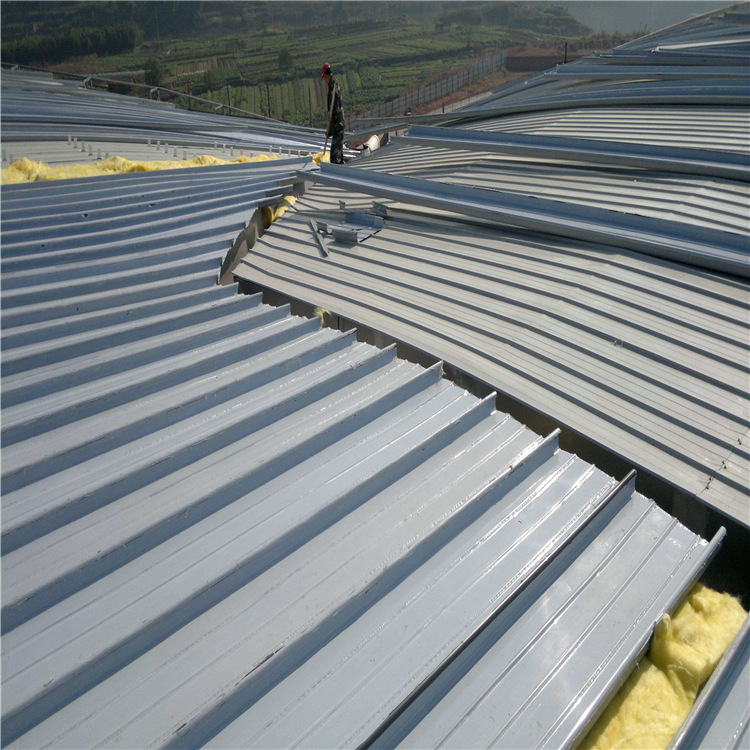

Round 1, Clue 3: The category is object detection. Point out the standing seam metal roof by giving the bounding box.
[235,7,749,527]
[2,8,747,748]
[237,169,749,526]
[1,154,721,748]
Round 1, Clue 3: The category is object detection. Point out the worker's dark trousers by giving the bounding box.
[330,124,345,164]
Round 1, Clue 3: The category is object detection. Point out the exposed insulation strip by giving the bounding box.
[581,584,747,750]
[0,152,278,185]
[262,194,298,228]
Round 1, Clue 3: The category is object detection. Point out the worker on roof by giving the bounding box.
[321,63,345,164]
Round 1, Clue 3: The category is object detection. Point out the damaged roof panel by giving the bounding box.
[235,175,749,526]
[1,154,722,749]
[234,6,750,527]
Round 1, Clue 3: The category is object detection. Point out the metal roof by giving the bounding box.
[236,6,750,528]
[2,9,747,748]
[236,173,749,528]
[0,143,722,749]
[396,125,750,182]
[458,106,750,154]
[307,161,748,276]
[352,4,750,137]
[0,69,334,165]
[447,5,750,151]
[669,613,750,750]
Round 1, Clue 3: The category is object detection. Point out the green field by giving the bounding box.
[2,1,594,126]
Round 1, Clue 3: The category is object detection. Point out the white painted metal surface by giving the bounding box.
[1,154,720,750]
[237,7,750,528]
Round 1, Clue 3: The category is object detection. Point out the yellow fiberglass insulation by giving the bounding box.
[580,583,746,750]
[0,152,277,185]
[262,194,297,228]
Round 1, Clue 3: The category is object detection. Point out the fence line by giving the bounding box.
[348,50,506,130]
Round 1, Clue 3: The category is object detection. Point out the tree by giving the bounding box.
[144,57,164,86]
[278,47,293,72]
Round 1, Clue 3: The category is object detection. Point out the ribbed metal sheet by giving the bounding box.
[309,161,748,275]
[458,7,750,118]
[462,107,750,154]
[235,177,749,527]
[2,138,306,167]
[353,6,750,151]
[1,69,336,162]
[1,11,743,748]
[361,140,749,237]
[1,151,719,749]
[238,8,749,527]
[396,125,750,181]
[670,614,750,750]
[374,485,723,750]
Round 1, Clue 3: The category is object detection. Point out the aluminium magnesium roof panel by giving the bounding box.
[374,486,721,750]
[460,107,750,154]
[1,139,723,750]
[206,476,718,750]
[1,71,332,155]
[1,140,295,168]
[369,7,749,134]
[234,181,750,526]
[357,140,750,237]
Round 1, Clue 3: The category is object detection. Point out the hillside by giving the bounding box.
[1,1,613,126]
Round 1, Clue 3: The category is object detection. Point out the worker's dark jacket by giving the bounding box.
[326,76,345,164]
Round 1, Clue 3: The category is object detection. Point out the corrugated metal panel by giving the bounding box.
[308,162,748,274]
[2,138,305,167]
[237,9,749,527]
[395,125,750,181]
[1,11,743,748]
[1,69,336,161]
[463,107,750,153]
[235,178,749,526]
[355,140,749,236]
[205,475,718,750]
[374,487,722,750]
[670,614,750,750]
[353,6,750,152]
[1,150,720,749]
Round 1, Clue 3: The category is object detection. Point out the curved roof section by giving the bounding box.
[1,166,718,748]
[236,179,749,526]
[1,69,332,162]
[1,8,745,747]
[353,4,749,138]
[462,4,750,115]
[236,6,750,527]
[459,106,750,154]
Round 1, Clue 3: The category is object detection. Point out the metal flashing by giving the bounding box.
[397,125,750,181]
[304,163,749,277]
